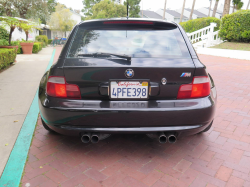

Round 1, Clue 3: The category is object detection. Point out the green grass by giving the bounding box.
[210,42,250,51]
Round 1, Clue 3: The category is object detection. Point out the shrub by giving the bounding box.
[0,26,9,41]
[35,35,48,45]
[32,42,42,53]
[48,39,52,44]
[219,10,250,42]
[180,17,221,33]
[11,41,22,54]
[0,48,17,70]
[0,39,9,46]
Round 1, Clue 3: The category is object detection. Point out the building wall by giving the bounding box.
[197,7,222,19]
[156,9,174,22]
[71,13,82,24]
[176,8,197,19]
[0,24,39,41]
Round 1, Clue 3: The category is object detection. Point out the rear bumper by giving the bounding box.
[39,87,216,137]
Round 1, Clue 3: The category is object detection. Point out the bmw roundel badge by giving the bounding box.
[125,69,134,78]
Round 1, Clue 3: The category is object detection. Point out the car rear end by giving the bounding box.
[39,19,216,143]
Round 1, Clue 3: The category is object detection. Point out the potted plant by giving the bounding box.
[0,17,22,51]
[19,40,34,54]
[20,22,40,54]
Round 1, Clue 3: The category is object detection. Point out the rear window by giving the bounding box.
[67,24,190,58]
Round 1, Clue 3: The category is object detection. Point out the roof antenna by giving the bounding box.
[127,1,129,19]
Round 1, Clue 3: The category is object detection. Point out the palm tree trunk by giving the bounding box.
[247,0,250,9]
[212,0,219,17]
[180,0,186,23]
[223,0,231,17]
[233,4,235,12]
[163,0,167,19]
[208,0,212,17]
[189,0,196,20]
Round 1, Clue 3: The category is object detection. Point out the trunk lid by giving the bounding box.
[63,58,195,100]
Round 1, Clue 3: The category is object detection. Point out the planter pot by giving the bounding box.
[0,46,19,63]
[20,43,34,54]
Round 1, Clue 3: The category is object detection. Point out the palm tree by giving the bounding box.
[163,0,167,20]
[208,0,212,17]
[223,0,231,17]
[236,1,244,10]
[232,0,240,12]
[212,0,219,17]
[189,0,196,20]
[180,0,186,23]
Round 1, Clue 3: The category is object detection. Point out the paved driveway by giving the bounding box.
[21,55,250,187]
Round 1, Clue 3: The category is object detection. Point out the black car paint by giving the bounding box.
[39,18,216,138]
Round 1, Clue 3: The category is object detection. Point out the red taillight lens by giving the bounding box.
[177,76,210,99]
[46,76,81,99]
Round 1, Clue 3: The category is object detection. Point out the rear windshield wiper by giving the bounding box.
[77,52,131,61]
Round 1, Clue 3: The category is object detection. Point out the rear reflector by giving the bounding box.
[103,21,153,25]
[46,76,81,99]
[177,76,210,99]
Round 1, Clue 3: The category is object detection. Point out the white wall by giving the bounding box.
[156,9,174,22]
[0,23,39,42]
[176,8,197,19]
[197,7,222,18]
[71,12,82,24]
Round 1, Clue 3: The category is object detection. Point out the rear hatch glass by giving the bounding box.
[67,21,190,59]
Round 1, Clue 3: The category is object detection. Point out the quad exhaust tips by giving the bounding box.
[158,132,177,144]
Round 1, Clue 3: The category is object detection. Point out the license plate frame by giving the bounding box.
[109,79,150,100]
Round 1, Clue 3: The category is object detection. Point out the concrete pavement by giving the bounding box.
[0,47,54,176]
[196,47,250,61]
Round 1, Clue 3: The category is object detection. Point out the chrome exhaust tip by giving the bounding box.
[91,133,99,144]
[159,132,167,144]
[81,133,91,143]
[168,134,177,144]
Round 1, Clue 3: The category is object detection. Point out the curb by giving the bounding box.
[0,49,56,187]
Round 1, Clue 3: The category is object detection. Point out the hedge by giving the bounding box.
[48,39,52,44]
[180,17,221,33]
[32,42,42,53]
[0,26,9,41]
[0,48,17,70]
[11,41,22,54]
[35,35,48,46]
[219,10,250,42]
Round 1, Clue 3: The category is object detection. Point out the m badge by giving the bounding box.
[180,73,191,77]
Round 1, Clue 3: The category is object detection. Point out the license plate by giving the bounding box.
[110,81,149,99]
[110,102,148,108]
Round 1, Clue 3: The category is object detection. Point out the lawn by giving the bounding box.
[211,42,250,51]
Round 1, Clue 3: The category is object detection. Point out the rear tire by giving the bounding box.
[41,118,55,133]
[199,121,213,134]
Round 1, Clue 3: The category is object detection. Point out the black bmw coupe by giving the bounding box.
[39,18,216,144]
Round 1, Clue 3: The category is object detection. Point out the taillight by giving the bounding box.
[46,76,81,99]
[177,76,210,99]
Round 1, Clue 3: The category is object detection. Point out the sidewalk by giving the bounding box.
[0,47,55,176]
[196,47,250,61]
